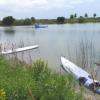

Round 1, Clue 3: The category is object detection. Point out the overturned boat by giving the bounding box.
[1,45,39,55]
[61,56,100,94]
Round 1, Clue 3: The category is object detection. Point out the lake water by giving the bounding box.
[0,23,100,78]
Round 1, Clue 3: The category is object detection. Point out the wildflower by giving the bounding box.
[0,89,6,97]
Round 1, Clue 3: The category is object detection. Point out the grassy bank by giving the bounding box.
[0,56,83,100]
[34,18,100,24]
[65,18,100,23]
[1,17,100,26]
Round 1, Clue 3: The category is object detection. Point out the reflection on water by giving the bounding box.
[4,27,15,35]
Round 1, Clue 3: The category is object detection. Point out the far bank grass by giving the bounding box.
[36,18,100,24]
[1,18,100,26]
[0,57,83,100]
[65,18,100,23]
[32,18,100,24]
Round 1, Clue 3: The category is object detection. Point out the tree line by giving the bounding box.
[69,13,97,19]
[0,16,36,26]
[57,13,98,24]
[0,13,100,26]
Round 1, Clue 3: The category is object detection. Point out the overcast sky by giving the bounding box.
[0,0,99,19]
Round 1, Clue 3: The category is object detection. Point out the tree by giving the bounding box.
[84,13,88,18]
[70,15,74,19]
[31,17,36,24]
[78,16,85,23]
[74,13,77,18]
[0,21,2,26]
[2,16,15,26]
[24,18,31,25]
[57,17,65,24]
[93,13,96,18]
[14,19,24,25]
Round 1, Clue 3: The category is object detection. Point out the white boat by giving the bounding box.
[61,56,100,94]
[1,45,39,55]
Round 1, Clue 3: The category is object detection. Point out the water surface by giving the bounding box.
[0,23,100,79]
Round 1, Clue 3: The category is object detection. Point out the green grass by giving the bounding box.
[1,17,100,26]
[36,18,100,24]
[65,18,100,23]
[0,57,83,100]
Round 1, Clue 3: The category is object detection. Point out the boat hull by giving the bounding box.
[1,45,39,55]
[34,24,48,28]
[61,56,100,94]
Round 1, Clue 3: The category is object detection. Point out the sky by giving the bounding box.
[0,0,100,19]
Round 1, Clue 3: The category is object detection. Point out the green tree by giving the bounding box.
[14,19,25,25]
[78,16,85,23]
[24,18,31,25]
[57,17,65,24]
[70,15,74,19]
[74,13,77,18]
[31,17,36,24]
[93,13,96,18]
[84,13,88,18]
[2,16,15,26]
[0,21,2,25]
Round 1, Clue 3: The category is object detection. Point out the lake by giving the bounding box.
[0,23,100,79]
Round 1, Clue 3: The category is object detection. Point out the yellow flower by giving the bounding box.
[0,89,6,97]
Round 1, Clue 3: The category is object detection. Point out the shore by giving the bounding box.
[1,17,100,26]
[0,54,100,99]
[0,56,83,100]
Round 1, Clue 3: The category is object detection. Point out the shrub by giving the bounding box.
[57,17,65,24]
[0,58,83,100]
[2,16,15,26]
[78,16,85,23]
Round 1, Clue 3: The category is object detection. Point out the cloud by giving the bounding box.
[0,0,96,18]
[0,0,48,7]
[0,0,95,10]
[70,0,83,5]
[70,0,94,6]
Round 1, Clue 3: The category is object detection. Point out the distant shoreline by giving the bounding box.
[1,17,100,26]
[36,18,100,24]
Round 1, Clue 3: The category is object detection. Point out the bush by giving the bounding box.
[28,59,83,100]
[78,16,85,23]
[57,17,65,24]
[0,58,83,100]
[2,16,15,26]
[24,18,31,25]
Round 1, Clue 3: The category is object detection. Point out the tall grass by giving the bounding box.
[0,56,83,100]
[75,39,97,73]
[74,39,100,99]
